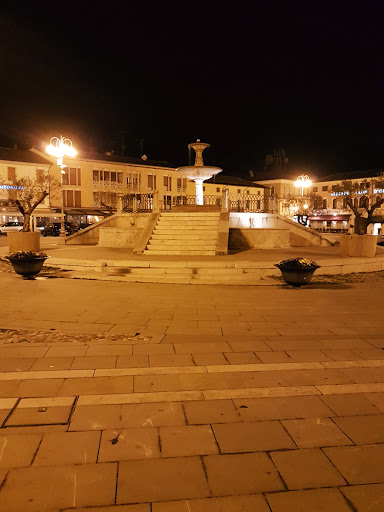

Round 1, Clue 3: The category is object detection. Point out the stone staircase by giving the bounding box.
[144,212,221,255]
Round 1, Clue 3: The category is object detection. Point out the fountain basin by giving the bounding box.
[177,166,223,181]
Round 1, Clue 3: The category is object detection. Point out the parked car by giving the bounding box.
[42,222,79,237]
[0,222,24,234]
[79,223,93,230]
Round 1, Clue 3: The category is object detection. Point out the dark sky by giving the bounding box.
[0,0,383,178]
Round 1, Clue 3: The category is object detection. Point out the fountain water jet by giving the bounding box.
[177,140,222,205]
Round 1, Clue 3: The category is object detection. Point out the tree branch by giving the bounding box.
[28,191,49,214]
[15,200,25,216]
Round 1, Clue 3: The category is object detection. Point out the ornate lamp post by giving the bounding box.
[295,174,311,196]
[46,136,77,237]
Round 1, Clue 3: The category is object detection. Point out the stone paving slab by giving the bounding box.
[1,273,384,510]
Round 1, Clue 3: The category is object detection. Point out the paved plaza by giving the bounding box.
[0,268,384,511]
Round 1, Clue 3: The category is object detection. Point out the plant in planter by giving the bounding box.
[275,257,320,287]
[6,251,50,279]
[0,172,59,252]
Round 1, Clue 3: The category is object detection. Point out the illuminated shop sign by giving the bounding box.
[374,189,384,194]
[331,190,367,196]
[0,185,23,190]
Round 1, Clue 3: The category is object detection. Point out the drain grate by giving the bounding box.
[3,397,76,427]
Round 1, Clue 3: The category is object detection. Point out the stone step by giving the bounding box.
[148,242,217,249]
[160,212,220,217]
[144,249,217,255]
[153,225,218,236]
[156,220,220,226]
[151,233,217,240]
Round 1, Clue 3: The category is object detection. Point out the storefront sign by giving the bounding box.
[331,191,349,196]
[374,188,384,194]
[0,185,23,190]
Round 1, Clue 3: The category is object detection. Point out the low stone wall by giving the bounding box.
[66,213,154,248]
[228,213,334,247]
[229,228,290,249]
[98,214,151,248]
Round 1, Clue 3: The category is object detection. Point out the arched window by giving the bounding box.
[322,199,327,209]
[332,198,338,209]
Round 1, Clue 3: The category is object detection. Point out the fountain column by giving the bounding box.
[177,140,222,206]
[194,179,204,205]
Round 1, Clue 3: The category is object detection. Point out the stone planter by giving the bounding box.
[7,232,40,253]
[8,256,49,278]
[279,268,317,287]
[339,234,377,258]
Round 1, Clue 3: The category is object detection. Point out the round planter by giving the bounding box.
[279,268,317,287]
[9,257,49,278]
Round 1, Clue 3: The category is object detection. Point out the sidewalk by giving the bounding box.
[0,272,384,510]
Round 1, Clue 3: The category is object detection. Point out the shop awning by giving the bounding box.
[309,214,351,221]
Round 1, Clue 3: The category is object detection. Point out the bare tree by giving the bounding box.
[333,179,384,234]
[0,172,58,232]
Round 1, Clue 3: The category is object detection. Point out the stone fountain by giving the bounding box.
[177,140,222,205]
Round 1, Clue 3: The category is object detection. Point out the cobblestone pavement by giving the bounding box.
[0,270,384,511]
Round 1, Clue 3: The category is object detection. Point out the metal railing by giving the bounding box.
[121,193,153,212]
[116,193,272,213]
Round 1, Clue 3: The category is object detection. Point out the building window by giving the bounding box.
[63,190,81,207]
[177,178,187,192]
[36,169,45,183]
[127,173,141,190]
[312,186,318,192]
[237,189,241,194]
[322,185,328,192]
[7,167,16,183]
[117,172,123,183]
[332,185,337,191]
[322,199,327,209]
[148,174,157,190]
[66,167,81,186]
[111,172,116,182]
[333,198,337,209]
[164,176,172,192]
[216,187,220,193]
[93,170,99,181]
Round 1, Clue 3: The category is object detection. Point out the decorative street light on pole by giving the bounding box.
[46,136,77,237]
[295,174,311,196]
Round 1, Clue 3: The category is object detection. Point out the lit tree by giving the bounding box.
[281,192,321,221]
[333,179,384,234]
[0,172,58,232]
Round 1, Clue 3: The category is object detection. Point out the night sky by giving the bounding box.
[0,1,383,178]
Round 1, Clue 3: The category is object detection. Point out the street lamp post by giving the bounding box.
[46,136,77,237]
[295,174,311,197]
